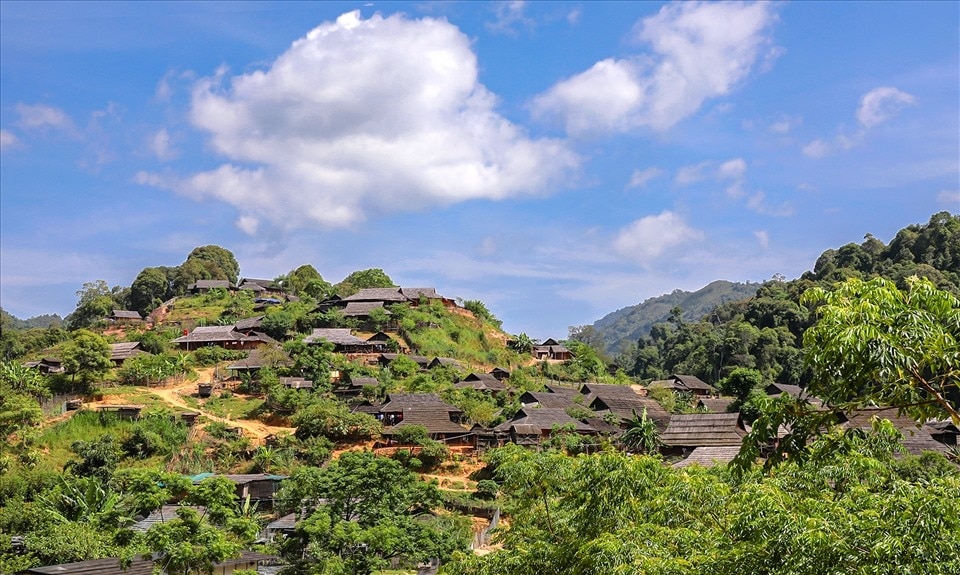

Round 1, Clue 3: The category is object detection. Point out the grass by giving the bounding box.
[202,394,264,420]
[36,410,137,471]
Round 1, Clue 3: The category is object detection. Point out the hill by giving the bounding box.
[0,307,63,330]
[591,280,760,354]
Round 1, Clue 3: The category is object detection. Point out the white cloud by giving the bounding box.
[149,128,178,161]
[754,229,769,248]
[802,139,829,159]
[0,129,20,151]
[487,1,534,35]
[675,161,712,186]
[15,103,75,132]
[141,11,577,232]
[627,166,663,189]
[857,86,916,128]
[718,157,746,180]
[532,1,779,135]
[613,211,704,266]
[769,115,801,134]
[236,215,259,235]
[746,191,793,217]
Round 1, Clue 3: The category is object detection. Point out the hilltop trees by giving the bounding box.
[335,268,395,297]
[61,329,112,389]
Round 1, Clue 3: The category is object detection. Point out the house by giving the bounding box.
[927,420,959,446]
[364,332,394,352]
[838,408,949,456]
[582,383,671,430]
[648,374,716,397]
[108,309,143,323]
[23,357,64,375]
[187,279,234,294]
[377,353,431,369]
[494,407,596,439]
[532,338,572,361]
[130,505,205,533]
[264,512,298,542]
[489,367,511,381]
[378,393,463,426]
[303,328,378,353]
[97,405,144,420]
[382,408,471,442]
[454,373,507,394]
[332,376,380,399]
[234,315,265,333]
[429,357,464,370]
[518,387,582,409]
[399,287,455,306]
[672,446,743,468]
[172,325,274,351]
[278,377,313,390]
[108,341,148,366]
[696,397,736,413]
[225,347,291,378]
[659,413,747,455]
[19,551,274,575]
[190,473,287,506]
[238,278,285,295]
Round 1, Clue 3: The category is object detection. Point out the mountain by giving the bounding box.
[0,307,63,330]
[591,280,760,354]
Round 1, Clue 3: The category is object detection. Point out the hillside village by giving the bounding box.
[1,213,959,575]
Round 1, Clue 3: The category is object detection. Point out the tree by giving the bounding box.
[280,452,468,574]
[336,268,395,296]
[129,266,172,315]
[718,367,763,402]
[61,329,112,388]
[143,507,244,575]
[801,276,959,424]
[617,408,660,455]
[509,333,535,354]
[282,264,332,298]
[66,280,116,330]
[185,245,240,285]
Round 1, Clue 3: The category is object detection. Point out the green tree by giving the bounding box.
[617,408,660,455]
[802,275,959,423]
[185,245,241,285]
[129,266,172,315]
[718,367,763,402]
[143,507,244,575]
[61,329,112,388]
[336,268,395,297]
[66,280,116,330]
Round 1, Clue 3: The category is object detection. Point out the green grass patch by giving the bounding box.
[203,394,264,420]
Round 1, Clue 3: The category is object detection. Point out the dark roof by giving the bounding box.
[278,377,313,390]
[266,512,297,531]
[189,279,233,290]
[172,325,257,344]
[519,388,582,409]
[430,357,464,369]
[341,287,405,302]
[589,395,671,428]
[382,409,469,436]
[234,315,265,331]
[839,408,948,456]
[130,505,205,533]
[22,551,274,575]
[669,374,715,392]
[379,353,431,366]
[345,376,379,387]
[455,373,507,392]
[495,407,595,434]
[697,397,736,413]
[342,301,391,317]
[379,393,460,414]
[303,328,367,346]
[673,446,742,468]
[109,342,147,362]
[660,413,746,447]
[110,309,142,320]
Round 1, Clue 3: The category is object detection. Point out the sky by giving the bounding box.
[1,1,958,340]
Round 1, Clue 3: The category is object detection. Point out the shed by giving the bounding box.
[660,413,747,449]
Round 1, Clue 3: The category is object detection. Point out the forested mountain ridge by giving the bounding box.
[605,211,960,387]
[592,280,760,354]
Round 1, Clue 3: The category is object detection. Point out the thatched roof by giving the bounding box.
[697,397,736,413]
[21,552,274,575]
[455,373,507,392]
[519,388,582,409]
[188,279,233,290]
[130,505,205,533]
[303,328,367,346]
[673,446,742,468]
[172,325,270,345]
[109,341,147,362]
[589,395,671,429]
[380,393,461,414]
[495,407,595,434]
[382,408,469,436]
[400,287,441,300]
[342,301,391,317]
[341,287,406,302]
[234,315,265,331]
[660,413,746,447]
[839,407,948,456]
[110,309,142,320]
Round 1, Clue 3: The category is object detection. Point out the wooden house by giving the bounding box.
[532,338,572,361]
[172,325,273,351]
[303,328,378,353]
[518,387,582,409]
[23,357,64,375]
[108,341,147,366]
[332,376,380,399]
[233,315,265,333]
[278,377,313,390]
[108,309,143,323]
[494,407,596,440]
[582,384,671,430]
[20,551,274,575]
[378,393,463,426]
[927,420,959,446]
[454,373,507,395]
[130,505,205,533]
[696,397,736,413]
[659,413,747,456]
[97,404,144,420]
[648,374,716,397]
[838,408,949,456]
[382,409,471,443]
[672,446,742,468]
[187,279,234,294]
[429,357,464,370]
[238,277,285,296]
[489,367,511,380]
[190,473,287,506]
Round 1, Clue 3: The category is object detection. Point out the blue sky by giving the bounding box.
[1,1,958,340]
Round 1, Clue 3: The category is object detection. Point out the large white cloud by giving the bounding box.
[613,211,704,266]
[532,1,779,135]
[145,11,577,231]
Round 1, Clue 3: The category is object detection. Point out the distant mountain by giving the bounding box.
[0,307,63,330]
[592,280,759,354]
